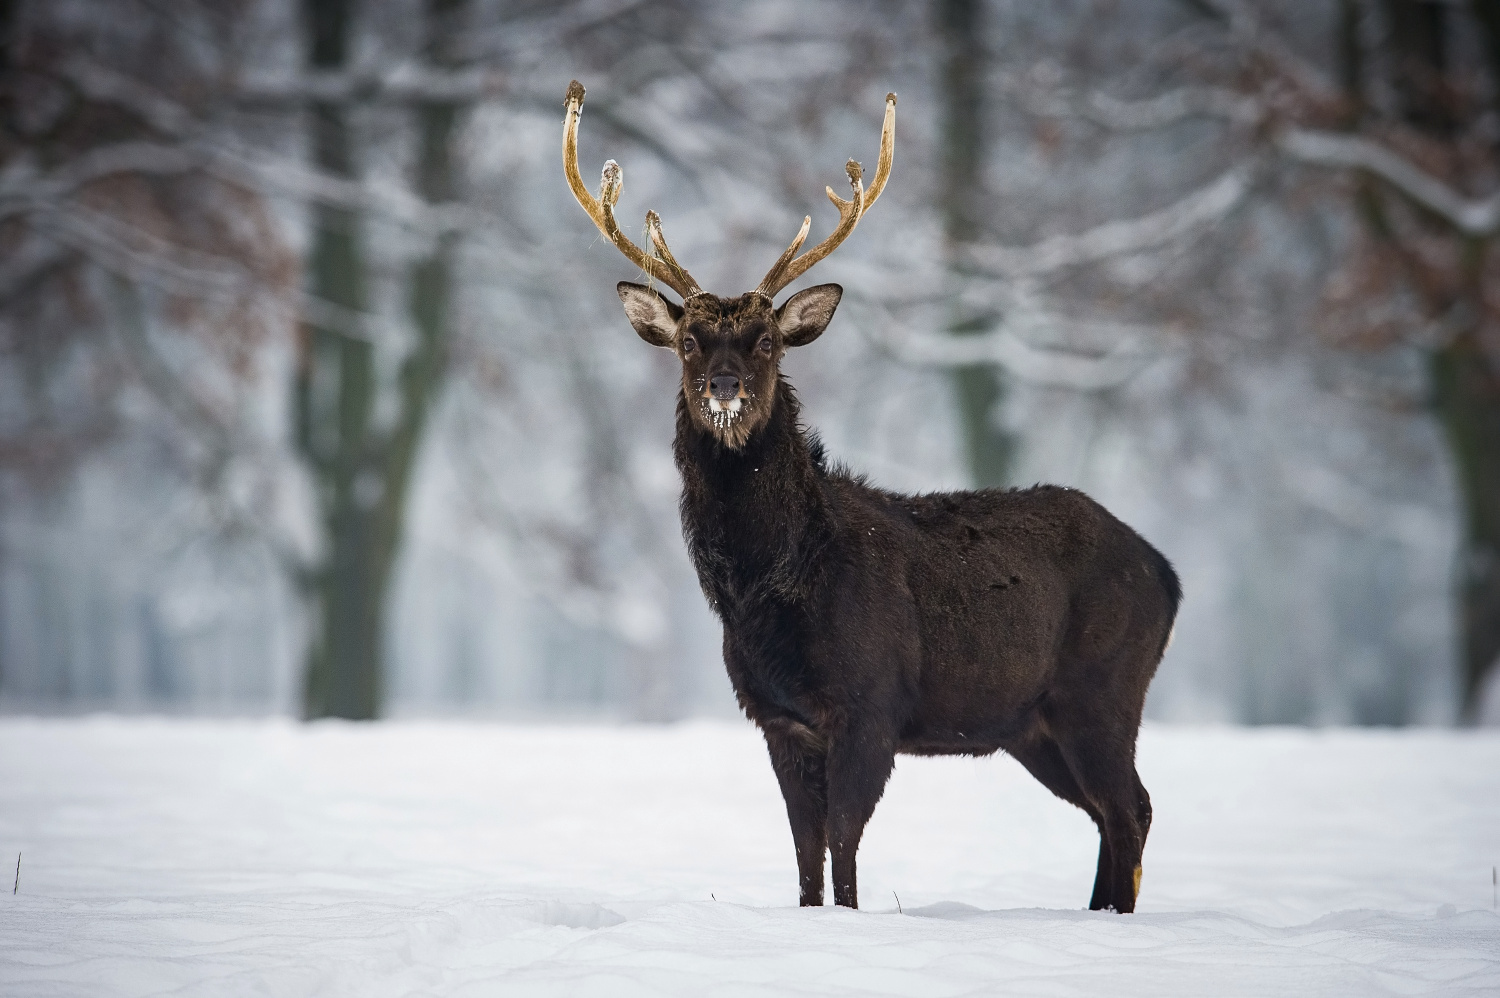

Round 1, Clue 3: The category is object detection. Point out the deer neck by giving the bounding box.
[673,378,829,607]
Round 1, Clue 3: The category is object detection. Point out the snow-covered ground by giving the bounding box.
[1,719,1496,996]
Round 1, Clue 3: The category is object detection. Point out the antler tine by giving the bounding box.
[756,92,896,300]
[645,211,702,297]
[756,162,864,298]
[751,215,810,302]
[863,93,897,212]
[563,80,702,299]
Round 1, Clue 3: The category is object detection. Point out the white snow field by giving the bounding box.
[1,719,1497,997]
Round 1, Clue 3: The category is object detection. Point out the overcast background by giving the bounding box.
[2,0,1497,726]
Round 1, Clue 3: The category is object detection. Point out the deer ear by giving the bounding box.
[776,284,842,347]
[617,282,683,348]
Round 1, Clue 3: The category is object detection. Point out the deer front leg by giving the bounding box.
[763,724,828,906]
[824,722,896,909]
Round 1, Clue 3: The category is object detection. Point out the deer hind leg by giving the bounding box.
[1005,734,1113,911]
[824,722,896,909]
[1049,721,1151,913]
[763,724,829,906]
[1094,764,1151,914]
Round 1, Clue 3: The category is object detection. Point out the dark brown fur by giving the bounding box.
[618,283,1180,912]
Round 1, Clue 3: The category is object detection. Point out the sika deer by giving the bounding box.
[562,81,1180,913]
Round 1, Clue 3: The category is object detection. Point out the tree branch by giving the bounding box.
[1280,128,1500,236]
[54,57,492,239]
[232,64,508,105]
[0,142,206,220]
[959,164,1254,277]
[861,294,1167,391]
[29,200,388,343]
[1004,78,1260,130]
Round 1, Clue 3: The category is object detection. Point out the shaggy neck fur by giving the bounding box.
[673,377,833,619]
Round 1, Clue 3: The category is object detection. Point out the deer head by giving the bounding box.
[562,80,895,449]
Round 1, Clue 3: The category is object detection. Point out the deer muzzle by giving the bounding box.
[709,374,742,400]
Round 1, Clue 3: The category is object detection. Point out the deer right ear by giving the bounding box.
[777,283,843,347]
[617,282,683,348]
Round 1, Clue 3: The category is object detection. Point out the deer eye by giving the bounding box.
[681,336,697,353]
[758,336,773,353]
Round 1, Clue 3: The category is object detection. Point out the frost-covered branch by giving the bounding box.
[233,64,508,105]
[863,292,1167,391]
[1175,0,1342,104]
[1280,129,1500,237]
[959,165,1254,277]
[0,142,205,220]
[59,56,198,135]
[29,199,387,343]
[1002,91,1500,240]
[37,201,248,298]
[0,137,466,242]
[878,327,1159,390]
[2,60,546,343]
[1005,79,1261,131]
[106,275,234,455]
[1082,86,1260,129]
[1279,458,1448,550]
[210,142,473,237]
[54,57,491,239]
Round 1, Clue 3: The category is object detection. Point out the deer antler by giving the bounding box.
[562,80,703,299]
[755,92,896,299]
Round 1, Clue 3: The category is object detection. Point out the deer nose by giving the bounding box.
[709,374,741,400]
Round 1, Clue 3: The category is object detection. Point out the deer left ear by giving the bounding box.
[776,284,842,347]
[618,282,683,348]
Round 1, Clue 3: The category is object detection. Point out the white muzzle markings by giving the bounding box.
[706,395,744,432]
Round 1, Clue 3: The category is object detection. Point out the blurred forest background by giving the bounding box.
[1,0,1498,725]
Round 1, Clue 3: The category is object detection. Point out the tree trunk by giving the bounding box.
[937,0,1013,487]
[1376,0,1500,713]
[1431,330,1500,713]
[297,0,464,719]
[297,0,379,719]
[0,0,12,700]
[375,0,466,691]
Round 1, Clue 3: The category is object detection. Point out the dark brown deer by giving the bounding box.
[562,80,1180,913]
